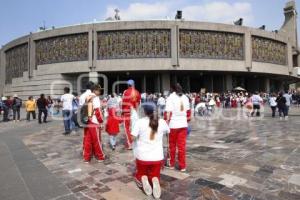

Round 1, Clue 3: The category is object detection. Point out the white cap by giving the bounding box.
[1,96,7,101]
[13,94,18,98]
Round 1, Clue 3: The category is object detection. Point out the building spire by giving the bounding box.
[280,0,298,48]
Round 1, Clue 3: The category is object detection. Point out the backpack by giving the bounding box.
[14,98,22,108]
[80,104,89,124]
[79,97,94,125]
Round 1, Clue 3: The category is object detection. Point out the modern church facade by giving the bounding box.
[0,1,300,99]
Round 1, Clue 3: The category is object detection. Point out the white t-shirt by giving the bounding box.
[157,97,166,106]
[269,97,277,107]
[131,117,170,161]
[165,92,190,129]
[251,95,262,105]
[79,89,92,106]
[283,93,292,106]
[91,94,101,124]
[60,93,74,110]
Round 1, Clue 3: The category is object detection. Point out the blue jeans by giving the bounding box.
[284,106,289,116]
[62,110,72,133]
[109,136,117,147]
[159,105,165,116]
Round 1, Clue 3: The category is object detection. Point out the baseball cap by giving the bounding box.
[127,79,135,86]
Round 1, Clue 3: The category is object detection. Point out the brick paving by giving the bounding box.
[20,107,300,200]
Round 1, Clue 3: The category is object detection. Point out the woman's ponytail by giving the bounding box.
[149,112,158,140]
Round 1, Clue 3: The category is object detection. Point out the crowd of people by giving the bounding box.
[0,94,57,123]
[60,80,190,199]
[1,82,300,199]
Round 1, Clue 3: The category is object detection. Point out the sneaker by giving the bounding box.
[141,176,152,196]
[165,164,175,170]
[96,159,105,163]
[112,145,116,151]
[83,160,90,164]
[152,177,161,199]
[180,168,187,172]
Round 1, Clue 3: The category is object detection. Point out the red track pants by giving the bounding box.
[135,159,162,187]
[83,123,105,161]
[169,128,187,170]
[123,112,133,148]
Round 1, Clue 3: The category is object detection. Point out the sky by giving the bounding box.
[0,0,299,46]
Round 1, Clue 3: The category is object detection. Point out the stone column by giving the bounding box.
[245,32,252,71]
[154,74,161,93]
[93,25,98,70]
[171,25,179,68]
[226,74,233,91]
[29,34,36,77]
[89,71,98,83]
[142,75,146,93]
[183,75,190,92]
[161,73,170,93]
[265,78,270,93]
[287,42,293,74]
[0,48,5,96]
[88,27,94,70]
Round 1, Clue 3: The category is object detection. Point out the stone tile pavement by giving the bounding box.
[19,107,300,200]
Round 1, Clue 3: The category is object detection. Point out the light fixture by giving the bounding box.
[234,18,243,26]
[175,10,182,20]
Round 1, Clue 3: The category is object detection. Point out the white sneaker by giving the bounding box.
[165,164,175,170]
[141,176,152,196]
[180,168,187,172]
[152,177,161,199]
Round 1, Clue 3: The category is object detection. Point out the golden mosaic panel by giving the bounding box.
[179,30,244,60]
[252,36,287,65]
[35,33,88,65]
[98,30,171,59]
[5,43,28,84]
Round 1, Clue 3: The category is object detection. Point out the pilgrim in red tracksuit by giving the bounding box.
[122,80,141,149]
[165,88,191,171]
[83,94,105,162]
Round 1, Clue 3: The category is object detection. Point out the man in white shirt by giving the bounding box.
[250,91,263,117]
[283,90,292,118]
[60,87,75,134]
[165,83,191,172]
[79,81,94,106]
[157,94,166,117]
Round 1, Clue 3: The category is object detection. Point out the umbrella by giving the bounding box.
[233,86,246,91]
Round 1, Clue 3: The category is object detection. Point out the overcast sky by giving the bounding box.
[0,0,299,46]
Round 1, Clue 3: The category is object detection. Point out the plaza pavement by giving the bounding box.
[1,106,300,200]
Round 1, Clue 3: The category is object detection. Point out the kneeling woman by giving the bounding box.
[131,103,170,199]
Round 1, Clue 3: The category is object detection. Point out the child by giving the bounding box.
[83,84,106,163]
[131,103,170,199]
[105,93,121,150]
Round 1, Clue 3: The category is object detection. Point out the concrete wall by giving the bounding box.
[0,49,4,96]
[1,20,299,98]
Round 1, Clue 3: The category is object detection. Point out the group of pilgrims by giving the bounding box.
[78,80,191,199]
